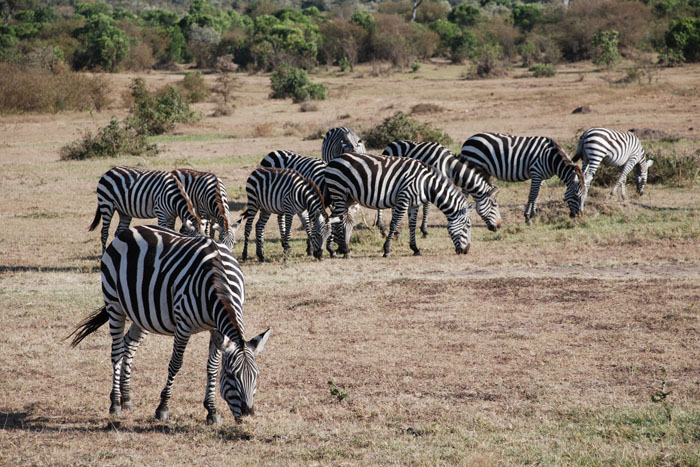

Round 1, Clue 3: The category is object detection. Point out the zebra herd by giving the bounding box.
[71,126,652,425]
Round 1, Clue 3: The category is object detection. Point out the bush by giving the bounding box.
[179,72,211,103]
[592,30,621,68]
[529,63,556,77]
[362,111,453,149]
[269,64,326,103]
[665,17,700,63]
[128,78,196,135]
[59,118,157,160]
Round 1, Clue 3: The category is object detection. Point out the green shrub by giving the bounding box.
[59,118,157,160]
[362,111,453,149]
[665,17,700,63]
[179,72,211,103]
[590,148,699,188]
[128,78,196,135]
[592,30,621,68]
[529,63,556,77]
[269,64,326,103]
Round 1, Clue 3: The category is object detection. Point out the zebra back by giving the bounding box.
[321,127,366,163]
[245,167,328,219]
[259,150,326,194]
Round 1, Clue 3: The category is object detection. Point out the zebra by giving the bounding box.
[382,140,502,234]
[321,127,366,164]
[459,133,585,223]
[324,152,473,258]
[89,166,203,253]
[172,168,239,251]
[240,167,337,262]
[259,150,328,255]
[69,225,271,424]
[572,127,654,209]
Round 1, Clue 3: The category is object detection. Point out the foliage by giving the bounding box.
[362,111,453,149]
[59,117,157,160]
[430,18,477,62]
[128,78,196,135]
[448,3,480,28]
[179,72,210,103]
[466,43,506,79]
[511,4,542,32]
[529,62,556,77]
[73,13,130,71]
[665,17,700,62]
[328,380,349,401]
[592,30,621,68]
[269,64,326,103]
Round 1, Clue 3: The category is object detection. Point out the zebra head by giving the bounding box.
[634,159,653,195]
[216,216,242,251]
[447,202,473,254]
[565,167,586,218]
[474,187,502,232]
[310,212,340,260]
[216,328,271,422]
[341,130,366,154]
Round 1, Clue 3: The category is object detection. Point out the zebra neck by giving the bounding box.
[426,176,461,216]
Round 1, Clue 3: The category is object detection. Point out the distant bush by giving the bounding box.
[179,72,211,103]
[128,78,196,135]
[590,147,699,188]
[665,17,700,63]
[269,64,326,103]
[529,63,556,77]
[592,30,621,68]
[464,43,506,79]
[59,118,157,160]
[362,111,453,149]
[0,63,112,113]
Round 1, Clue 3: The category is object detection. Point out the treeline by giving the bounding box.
[1,0,699,74]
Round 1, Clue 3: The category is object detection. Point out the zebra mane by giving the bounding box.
[173,174,202,230]
[551,139,585,188]
[174,167,208,177]
[214,178,231,232]
[211,254,246,346]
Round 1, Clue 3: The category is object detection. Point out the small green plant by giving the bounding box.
[651,366,673,421]
[592,30,621,69]
[362,111,453,149]
[59,117,157,161]
[529,63,556,77]
[270,64,327,103]
[128,78,196,136]
[328,380,349,401]
[410,60,421,72]
[338,56,351,72]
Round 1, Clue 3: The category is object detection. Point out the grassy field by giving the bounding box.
[1,61,700,465]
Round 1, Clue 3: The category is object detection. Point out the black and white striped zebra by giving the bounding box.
[259,150,329,255]
[241,167,337,262]
[460,133,585,223]
[321,127,366,163]
[383,140,502,234]
[70,225,271,424]
[325,152,473,258]
[573,127,653,208]
[89,166,203,253]
[172,168,239,251]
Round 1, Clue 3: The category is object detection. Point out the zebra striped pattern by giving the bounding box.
[173,168,237,251]
[321,127,366,163]
[241,167,334,261]
[460,133,585,222]
[383,140,502,233]
[89,166,202,253]
[70,225,271,424]
[573,127,653,208]
[324,152,472,257]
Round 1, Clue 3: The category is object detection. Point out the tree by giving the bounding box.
[592,30,621,68]
[448,3,480,28]
[511,4,542,32]
[75,13,129,71]
[665,17,700,62]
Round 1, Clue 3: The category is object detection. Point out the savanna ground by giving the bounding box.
[1,61,700,465]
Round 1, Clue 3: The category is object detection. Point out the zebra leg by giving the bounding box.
[203,332,223,425]
[119,324,148,410]
[114,212,132,238]
[255,211,271,262]
[155,325,191,421]
[408,206,421,256]
[342,204,357,259]
[524,177,543,224]
[282,213,294,256]
[375,209,387,237]
[383,199,409,257]
[107,309,127,417]
[420,202,430,238]
[277,215,289,254]
[328,204,346,258]
[298,211,312,255]
[241,211,256,262]
[612,161,635,203]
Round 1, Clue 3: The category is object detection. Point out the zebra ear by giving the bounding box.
[247,328,271,357]
[212,331,236,352]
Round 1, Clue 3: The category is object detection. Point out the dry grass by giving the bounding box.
[1,62,700,465]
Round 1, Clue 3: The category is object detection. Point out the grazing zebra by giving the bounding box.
[573,127,654,209]
[241,167,337,262]
[460,133,585,223]
[172,168,239,251]
[70,225,271,424]
[321,127,366,163]
[89,167,203,253]
[383,140,502,234]
[324,152,473,258]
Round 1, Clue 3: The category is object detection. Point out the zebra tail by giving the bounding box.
[88,206,101,231]
[572,139,583,163]
[67,306,109,348]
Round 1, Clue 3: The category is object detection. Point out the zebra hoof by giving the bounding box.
[421,232,428,239]
[383,252,391,258]
[155,409,169,421]
[206,412,222,425]
[413,250,422,256]
[343,253,352,259]
[109,404,121,417]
